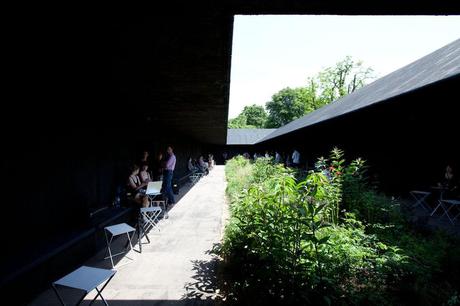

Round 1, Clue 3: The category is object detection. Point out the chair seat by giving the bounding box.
[105,223,136,236]
[141,206,162,213]
[442,199,460,206]
[411,190,431,195]
[54,266,115,293]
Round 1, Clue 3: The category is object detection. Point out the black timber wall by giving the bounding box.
[0,124,208,303]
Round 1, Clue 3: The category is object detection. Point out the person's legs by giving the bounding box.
[142,196,149,208]
[164,170,175,204]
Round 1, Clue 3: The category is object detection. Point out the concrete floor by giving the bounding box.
[29,166,228,306]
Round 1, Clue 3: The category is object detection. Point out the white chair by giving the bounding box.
[52,266,116,306]
[189,172,201,186]
[431,199,460,224]
[151,200,168,219]
[409,190,431,212]
[140,206,162,234]
[104,223,136,268]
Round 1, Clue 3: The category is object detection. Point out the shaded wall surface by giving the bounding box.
[1,125,208,302]
[1,11,233,302]
[257,76,460,195]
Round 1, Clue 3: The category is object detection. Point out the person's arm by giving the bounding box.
[140,172,148,183]
[129,176,147,190]
[128,177,138,190]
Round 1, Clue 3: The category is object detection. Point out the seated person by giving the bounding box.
[198,156,209,174]
[127,164,149,207]
[139,162,152,184]
[208,154,214,170]
[438,164,458,198]
[188,157,199,172]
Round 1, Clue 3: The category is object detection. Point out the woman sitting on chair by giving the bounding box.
[139,162,152,184]
[438,164,458,198]
[127,164,149,207]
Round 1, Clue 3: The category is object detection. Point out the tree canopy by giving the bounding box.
[228,56,375,129]
[228,104,267,128]
[265,87,315,128]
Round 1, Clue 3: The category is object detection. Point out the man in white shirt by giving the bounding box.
[275,152,281,163]
[292,149,300,168]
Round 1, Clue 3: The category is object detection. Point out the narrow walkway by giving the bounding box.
[30,166,228,306]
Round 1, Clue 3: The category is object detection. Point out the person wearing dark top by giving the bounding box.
[152,152,164,181]
[438,164,457,198]
[127,164,149,207]
[139,150,149,165]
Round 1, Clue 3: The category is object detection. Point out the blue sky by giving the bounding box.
[228,15,460,118]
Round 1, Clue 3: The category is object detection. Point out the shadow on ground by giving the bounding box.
[181,244,224,305]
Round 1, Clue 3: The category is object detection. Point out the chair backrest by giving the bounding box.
[150,200,165,207]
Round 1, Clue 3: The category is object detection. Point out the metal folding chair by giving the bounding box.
[151,200,168,219]
[409,190,431,212]
[104,223,136,268]
[52,266,116,306]
[431,199,460,224]
[140,206,162,234]
[189,172,200,186]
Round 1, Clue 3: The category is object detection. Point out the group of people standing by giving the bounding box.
[243,149,303,168]
[127,146,177,207]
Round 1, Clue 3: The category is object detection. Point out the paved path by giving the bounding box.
[30,166,227,306]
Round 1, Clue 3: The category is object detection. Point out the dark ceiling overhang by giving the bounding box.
[104,3,459,145]
[6,2,459,146]
[108,14,234,144]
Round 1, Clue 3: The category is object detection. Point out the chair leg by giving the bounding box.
[52,284,66,306]
[88,274,115,306]
[126,232,134,252]
[104,231,115,268]
[453,210,460,223]
[431,201,442,216]
[443,203,456,225]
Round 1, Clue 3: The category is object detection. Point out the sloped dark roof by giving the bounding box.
[227,128,277,145]
[259,38,460,143]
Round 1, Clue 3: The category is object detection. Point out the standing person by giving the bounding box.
[139,150,151,177]
[275,151,281,163]
[162,146,176,205]
[292,149,301,168]
[152,152,164,181]
[140,150,149,164]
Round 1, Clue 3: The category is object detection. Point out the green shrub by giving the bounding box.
[221,150,460,306]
